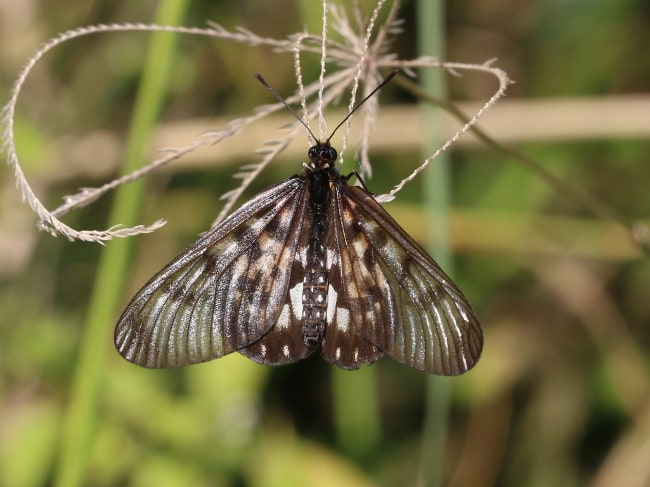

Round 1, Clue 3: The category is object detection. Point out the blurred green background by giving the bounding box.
[1,1,649,486]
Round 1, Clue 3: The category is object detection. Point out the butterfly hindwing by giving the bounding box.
[319,198,385,369]
[238,218,317,365]
[318,287,385,369]
[331,182,483,375]
[115,176,308,368]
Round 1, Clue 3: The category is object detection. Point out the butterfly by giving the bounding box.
[115,75,483,375]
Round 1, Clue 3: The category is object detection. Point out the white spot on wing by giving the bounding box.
[249,217,269,234]
[282,344,290,357]
[326,247,337,270]
[296,245,308,266]
[352,236,368,256]
[260,344,267,357]
[233,254,249,277]
[326,285,338,324]
[289,282,303,318]
[254,233,283,273]
[276,304,291,330]
[335,347,341,360]
[335,307,350,333]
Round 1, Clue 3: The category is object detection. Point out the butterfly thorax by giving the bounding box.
[300,142,339,346]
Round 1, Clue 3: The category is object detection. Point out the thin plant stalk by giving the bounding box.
[416,1,452,487]
[53,2,189,486]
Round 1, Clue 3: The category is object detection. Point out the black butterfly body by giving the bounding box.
[115,141,483,375]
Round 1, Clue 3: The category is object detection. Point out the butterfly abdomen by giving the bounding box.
[301,167,333,345]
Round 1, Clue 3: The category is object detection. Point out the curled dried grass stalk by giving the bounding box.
[1,1,509,243]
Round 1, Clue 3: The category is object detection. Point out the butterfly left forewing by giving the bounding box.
[115,177,309,368]
[332,182,483,375]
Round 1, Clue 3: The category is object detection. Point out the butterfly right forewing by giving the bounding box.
[332,183,483,375]
[115,176,309,368]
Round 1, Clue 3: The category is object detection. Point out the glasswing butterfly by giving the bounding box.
[115,72,483,375]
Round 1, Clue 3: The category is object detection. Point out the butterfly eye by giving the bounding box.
[325,146,337,162]
[308,144,337,164]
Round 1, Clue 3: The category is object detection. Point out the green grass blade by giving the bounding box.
[53,2,189,487]
[415,1,452,487]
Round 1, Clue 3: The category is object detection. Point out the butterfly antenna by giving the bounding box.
[254,73,319,143]
[326,69,400,143]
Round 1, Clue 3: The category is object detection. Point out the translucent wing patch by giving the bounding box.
[115,176,308,368]
[330,183,483,375]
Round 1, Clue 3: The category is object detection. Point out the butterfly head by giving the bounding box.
[307,142,338,171]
